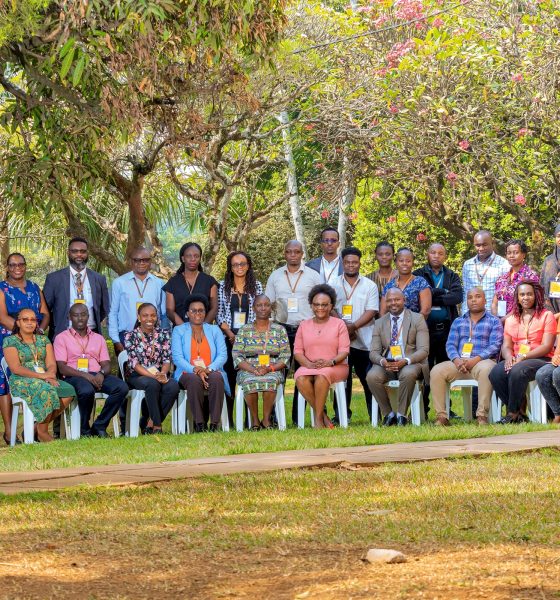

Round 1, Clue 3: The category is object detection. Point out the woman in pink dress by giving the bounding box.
[294,284,350,429]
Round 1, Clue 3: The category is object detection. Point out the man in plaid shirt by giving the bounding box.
[430,288,503,426]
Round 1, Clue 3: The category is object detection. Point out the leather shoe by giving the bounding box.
[434,416,450,426]
[91,428,109,438]
[396,415,408,426]
[553,415,560,424]
[382,412,398,426]
[476,416,489,426]
[80,429,93,438]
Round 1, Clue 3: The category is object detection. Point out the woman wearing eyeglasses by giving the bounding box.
[217,251,263,423]
[171,294,229,432]
[294,284,350,429]
[0,253,49,444]
[3,308,75,442]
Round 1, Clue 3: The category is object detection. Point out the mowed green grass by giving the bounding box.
[0,382,552,472]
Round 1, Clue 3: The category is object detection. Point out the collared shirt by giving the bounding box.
[461,252,510,314]
[446,311,503,361]
[108,271,168,342]
[265,263,322,326]
[320,256,340,284]
[331,274,379,351]
[68,266,95,328]
[53,327,110,372]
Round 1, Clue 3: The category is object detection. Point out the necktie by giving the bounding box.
[75,272,83,299]
[391,316,399,345]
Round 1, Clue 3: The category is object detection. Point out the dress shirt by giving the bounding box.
[320,256,341,284]
[108,271,168,342]
[445,311,503,361]
[265,263,321,326]
[69,266,95,328]
[461,252,509,314]
[53,328,110,372]
[331,274,379,351]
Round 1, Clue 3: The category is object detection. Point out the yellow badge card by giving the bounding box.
[550,281,560,298]
[233,311,247,329]
[136,302,143,312]
[73,298,86,304]
[193,358,206,368]
[33,365,46,373]
[518,344,530,356]
[258,354,270,367]
[460,342,473,358]
[389,345,403,360]
[77,358,89,372]
[287,297,298,313]
[341,304,353,321]
[147,366,159,375]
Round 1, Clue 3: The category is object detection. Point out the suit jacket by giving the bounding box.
[413,264,462,322]
[43,267,110,339]
[369,309,429,367]
[306,256,344,279]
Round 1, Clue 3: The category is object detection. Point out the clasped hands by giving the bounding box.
[453,357,479,374]
[383,358,407,372]
[194,366,211,388]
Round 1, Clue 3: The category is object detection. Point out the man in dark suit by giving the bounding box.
[366,288,429,425]
[306,227,344,284]
[413,243,463,414]
[43,237,110,339]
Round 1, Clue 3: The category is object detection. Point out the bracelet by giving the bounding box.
[331,359,336,366]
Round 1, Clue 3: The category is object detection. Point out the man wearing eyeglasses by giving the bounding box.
[307,227,344,283]
[108,247,168,356]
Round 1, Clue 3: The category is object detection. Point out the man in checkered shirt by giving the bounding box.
[461,230,509,314]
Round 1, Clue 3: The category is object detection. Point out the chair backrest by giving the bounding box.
[117,350,128,379]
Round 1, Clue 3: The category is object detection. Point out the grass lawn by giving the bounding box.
[1,450,559,598]
[0,382,554,472]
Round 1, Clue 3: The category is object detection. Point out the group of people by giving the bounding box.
[2,225,560,443]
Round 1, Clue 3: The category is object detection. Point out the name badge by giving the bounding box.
[341,304,353,321]
[518,343,530,356]
[73,298,86,304]
[193,357,206,368]
[497,300,507,317]
[287,297,298,313]
[146,365,159,375]
[233,311,247,329]
[77,357,89,372]
[461,342,473,358]
[33,365,46,374]
[550,281,560,299]
[258,354,270,367]
[389,345,403,360]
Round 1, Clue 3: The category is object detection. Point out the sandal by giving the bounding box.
[250,423,262,431]
[3,432,21,445]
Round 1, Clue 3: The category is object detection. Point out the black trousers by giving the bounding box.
[127,373,179,427]
[334,347,372,420]
[283,324,301,425]
[223,337,236,426]
[423,323,451,415]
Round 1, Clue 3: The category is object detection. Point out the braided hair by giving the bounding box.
[223,251,258,298]
[510,280,546,320]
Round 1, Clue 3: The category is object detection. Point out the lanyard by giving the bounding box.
[261,327,270,354]
[395,275,413,292]
[430,270,444,289]
[284,269,304,294]
[322,257,339,282]
[233,289,246,309]
[28,335,39,365]
[194,331,206,359]
[133,277,149,298]
[73,330,90,357]
[343,276,361,301]
[184,272,199,294]
[519,313,535,344]
[475,255,495,284]
[139,329,157,363]
[467,316,482,342]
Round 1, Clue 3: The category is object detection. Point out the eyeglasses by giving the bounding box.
[188,308,206,314]
[231,262,248,269]
[132,258,151,263]
[8,263,26,268]
[19,317,37,323]
[312,302,331,308]
[321,238,338,244]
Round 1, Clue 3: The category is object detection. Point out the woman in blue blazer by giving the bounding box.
[171,294,229,432]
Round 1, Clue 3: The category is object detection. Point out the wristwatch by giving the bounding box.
[207,367,214,372]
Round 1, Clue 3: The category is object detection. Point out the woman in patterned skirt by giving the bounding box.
[232,295,290,430]
[3,308,75,442]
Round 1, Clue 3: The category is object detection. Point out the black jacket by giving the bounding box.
[413,264,462,323]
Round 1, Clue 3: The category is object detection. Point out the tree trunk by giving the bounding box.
[0,196,10,266]
[126,172,147,259]
[279,111,307,258]
[338,154,355,248]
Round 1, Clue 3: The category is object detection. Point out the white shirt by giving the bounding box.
[69,266,95,328]
[331,274,379,351]
[320,256,340,284]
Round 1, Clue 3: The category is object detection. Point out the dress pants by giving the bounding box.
[180,372,225,426]
[489,358,550,413]
[63,372,129,434]
[223,337,236,426]
[334,347,372,420]
[430,359,496,419]
[366,363,423,416]
[127,373,179,427]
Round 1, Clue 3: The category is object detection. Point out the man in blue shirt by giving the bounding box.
[430,287,503,426]
[108,247,168,355]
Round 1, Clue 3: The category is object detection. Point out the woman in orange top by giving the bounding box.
[489,281,556,424]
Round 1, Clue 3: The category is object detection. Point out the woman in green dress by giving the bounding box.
[232,295,290,429]
[3,308,76,442]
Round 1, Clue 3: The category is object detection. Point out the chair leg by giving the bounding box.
[70,400,81,440]
[128,393,143,438]
[276,385,286,431]
[334,382,348,428]
[22,402,35,444]
[410,383,422,426]
[235,386,244,432]
[220,395,230,432]
[371,398,379,427]
[176,391,187,434]
[10,403,19,446]
[462,387,473,422]
[297,393,306,429]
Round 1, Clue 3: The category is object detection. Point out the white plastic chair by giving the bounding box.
[1,357,79,445]
[92,393,121,438]
[371,380,423,426]
[446,379,500,423]
[118,351,144,438]
[298,381,348,428]
[235,384,286,431]
[176,389,229,433]
[528,380,547,424]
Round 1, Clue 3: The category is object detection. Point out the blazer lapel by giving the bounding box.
[402,311,411,350]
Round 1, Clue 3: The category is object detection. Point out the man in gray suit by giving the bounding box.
[306,227,344,284]
[366,288,429,425]
[43,237,110,340]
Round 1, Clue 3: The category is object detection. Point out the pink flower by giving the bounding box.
[389,104,399,114]
[432,17,444,27]
[303,124,315,131]
[371,191,380,199]
[386,39,415,68]
[316,183,325,191]
[517,128,531,137]
[348,211,358,221]
[458,140,470,150]
[387,216,397,223]
[321,209,331,219]
[511,73,524,83]
[514,194,527,206]
[416,232,427,242]
[446,171,458,183]
[315,162,324,169]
